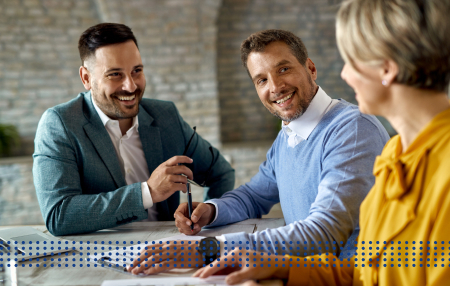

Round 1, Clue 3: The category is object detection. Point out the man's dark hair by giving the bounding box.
[240,29,308,71]
[78,23,138,65]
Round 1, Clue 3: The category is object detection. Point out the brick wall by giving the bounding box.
[0,0,100,154]
[0,0,394,226]
[95,0,223,146]
[0,157,43,225]
[217,0,380,143]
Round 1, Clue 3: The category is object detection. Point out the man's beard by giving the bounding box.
[269,74,316,122]
[91,83,145,120]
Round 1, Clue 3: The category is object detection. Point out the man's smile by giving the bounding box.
[118,94,136,101]
[273,91,295,107]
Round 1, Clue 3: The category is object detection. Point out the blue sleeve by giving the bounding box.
[206,142,280,226]
[33,109,147,236]
[218,115,388,256]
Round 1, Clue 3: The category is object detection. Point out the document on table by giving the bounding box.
[88,233,204,276]
[100,275,236,286]
[88,224,255,276]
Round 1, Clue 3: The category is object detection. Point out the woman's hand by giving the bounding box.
[193,249,290,285]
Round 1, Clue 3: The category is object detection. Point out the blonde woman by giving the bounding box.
[194,0,450,285]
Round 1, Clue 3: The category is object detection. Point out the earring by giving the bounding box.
[382,80,387,86]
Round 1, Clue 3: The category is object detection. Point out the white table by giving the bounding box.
[1,219,285,286]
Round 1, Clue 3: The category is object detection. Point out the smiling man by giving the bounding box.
[128,30,391,275]
[126,29,395,274]
[32,23,234,236]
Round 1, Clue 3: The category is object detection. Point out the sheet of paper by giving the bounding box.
[89,224,255,276]
[88,234,206,276]
[100,275,236,286]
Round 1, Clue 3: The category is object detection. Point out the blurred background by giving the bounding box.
[0,0,395,226]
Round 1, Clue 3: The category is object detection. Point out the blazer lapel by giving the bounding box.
[138,106,171,219]
[82,92,127,188]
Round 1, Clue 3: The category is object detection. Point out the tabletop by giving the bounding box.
[1,218,285,286]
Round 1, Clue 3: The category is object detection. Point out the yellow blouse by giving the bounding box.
[287,108,450,286]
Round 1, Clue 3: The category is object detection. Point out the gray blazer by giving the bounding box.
[33,91,235,236]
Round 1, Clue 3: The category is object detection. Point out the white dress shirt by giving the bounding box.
[282,86,338,148]
[92,99,158,220]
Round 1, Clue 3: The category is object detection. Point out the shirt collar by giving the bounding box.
[92,96,139,131]
[282,86,333,140]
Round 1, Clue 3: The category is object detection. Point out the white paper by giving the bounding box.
[100,275,234,286]
[88,234,206,275]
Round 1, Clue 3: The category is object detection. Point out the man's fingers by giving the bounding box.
[173,182,187,193]
[226,268,258,285]
[174,203,189,217]
[197,259,225,278]
[192,267,206,277]
[170,174,188,184]
[191,203,210,224]
[166,155,193,166]
[241,281,262,286]
[169,165,194,180]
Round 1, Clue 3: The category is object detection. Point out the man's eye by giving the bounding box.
[280,67,289,73]
[134,68,143,73]
[109,72,120,77]
[257,79,267,85]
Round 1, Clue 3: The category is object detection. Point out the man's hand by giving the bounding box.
[147,156,194,203]
[174,202,216,235]
[192,249,290,285]
[127,240,200,275]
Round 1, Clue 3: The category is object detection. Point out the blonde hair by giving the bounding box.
[336,0,450,92]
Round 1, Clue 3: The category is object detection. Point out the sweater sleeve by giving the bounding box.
[286,252,354,286]
[206,142,280,226]
[209,116,388,256]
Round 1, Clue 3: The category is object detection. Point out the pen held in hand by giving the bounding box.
[187,182,194,231]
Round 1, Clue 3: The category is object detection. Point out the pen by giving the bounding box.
[187,182,194,231]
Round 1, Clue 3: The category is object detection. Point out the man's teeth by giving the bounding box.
[276,93,293,104]
[118,94,135,101]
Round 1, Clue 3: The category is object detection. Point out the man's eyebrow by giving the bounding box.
[104,65,143,74]
[251,60,291,82]
[251,73,263,83]
[275,60,291,67]
[104,68,122,74]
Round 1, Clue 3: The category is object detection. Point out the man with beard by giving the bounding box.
[32,23,234,236]
[128,29,390,275]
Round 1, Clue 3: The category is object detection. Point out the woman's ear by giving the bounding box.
[380,59,398,86]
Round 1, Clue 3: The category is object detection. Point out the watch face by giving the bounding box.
[198,237,219,257]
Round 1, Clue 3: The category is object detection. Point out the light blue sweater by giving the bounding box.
[207,100,390,257]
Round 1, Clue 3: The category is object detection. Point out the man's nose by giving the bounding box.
[269,75,285,94]
[122,75,137,93]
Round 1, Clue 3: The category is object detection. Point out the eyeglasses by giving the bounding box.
[182,126,214,188]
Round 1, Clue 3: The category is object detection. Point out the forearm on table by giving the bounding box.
[220,216,350,256]
[40,184,147,236]
[206,186,276,227]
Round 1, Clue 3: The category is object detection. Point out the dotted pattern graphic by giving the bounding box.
[1,240,449,269]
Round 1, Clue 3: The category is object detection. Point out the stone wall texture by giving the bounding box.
[0,0,393,225]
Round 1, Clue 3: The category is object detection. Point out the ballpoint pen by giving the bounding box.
[187,182,194,231]
[181,126,215,232]
[182,126,198,232]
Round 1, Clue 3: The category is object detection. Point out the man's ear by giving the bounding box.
[380,60,398,86]
[79,65,92,90]
[306,58,318,81]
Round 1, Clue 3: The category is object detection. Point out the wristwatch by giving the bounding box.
[197,237,220,264]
